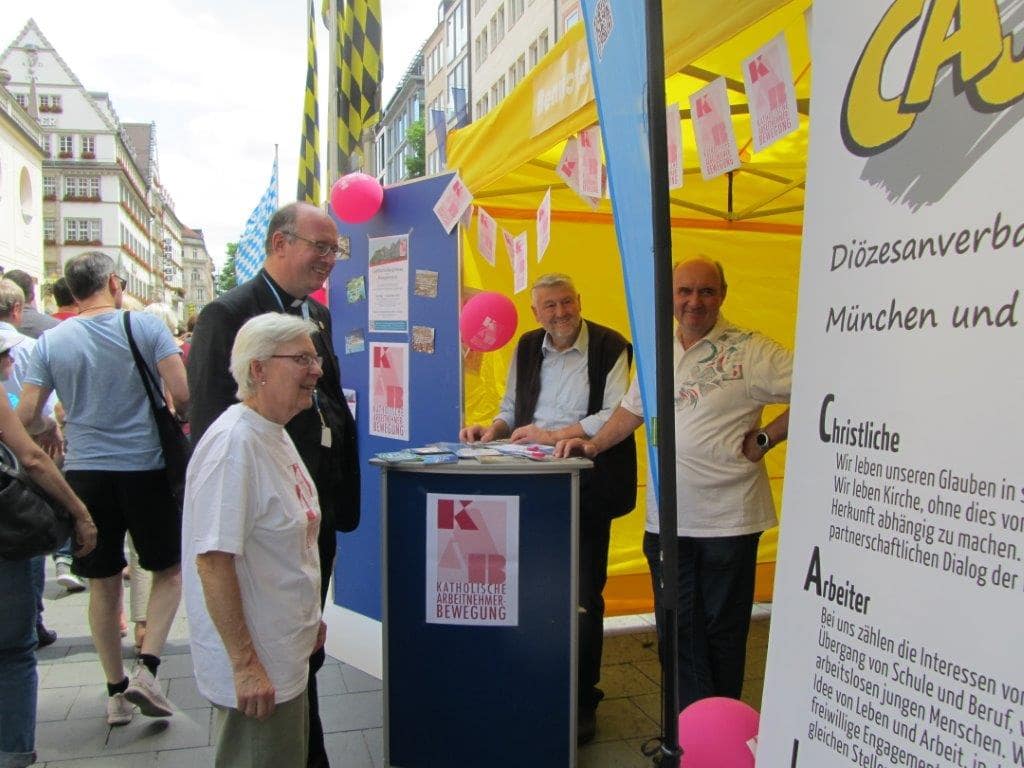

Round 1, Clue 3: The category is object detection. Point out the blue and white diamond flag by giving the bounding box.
[236,156,279,283]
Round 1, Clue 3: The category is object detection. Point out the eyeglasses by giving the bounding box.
[282,231,341,259]
[270,353,323,369]
[110,274,127,291]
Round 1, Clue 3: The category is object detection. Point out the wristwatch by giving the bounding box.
[755,430,772,450]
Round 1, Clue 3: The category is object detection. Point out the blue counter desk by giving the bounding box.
[374,457,592,768]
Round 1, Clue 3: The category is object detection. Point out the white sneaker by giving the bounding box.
[55,562,86,593]
[124,663,173,717]
[106,692,135,726]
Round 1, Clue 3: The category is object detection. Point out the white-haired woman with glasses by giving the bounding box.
[182,313,327,768]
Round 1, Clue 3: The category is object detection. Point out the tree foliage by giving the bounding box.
[404,119,426,179]
[216,242,239,295]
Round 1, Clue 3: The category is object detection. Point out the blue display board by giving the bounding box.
[382,465,577,768]
[329,174,463,620]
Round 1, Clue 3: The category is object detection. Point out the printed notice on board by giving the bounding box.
[368,234,409,333]
[368,342,409,441]
[756,3,1024,766]
[425,493,519,627]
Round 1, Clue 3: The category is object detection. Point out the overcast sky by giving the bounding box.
[1,0,439,269]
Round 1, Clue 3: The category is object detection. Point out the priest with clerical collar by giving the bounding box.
[187,201,360,768]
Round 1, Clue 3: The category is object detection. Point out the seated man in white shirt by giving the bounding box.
[461,273,637,744]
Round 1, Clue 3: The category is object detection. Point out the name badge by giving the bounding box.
[321,425,333,448]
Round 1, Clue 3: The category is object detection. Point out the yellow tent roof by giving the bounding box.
[447,0,811,234]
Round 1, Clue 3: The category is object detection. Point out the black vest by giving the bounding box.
[513,320,637,519]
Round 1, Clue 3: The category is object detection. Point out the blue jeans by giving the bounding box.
[32,556,44,619]
[53,538,74,565]
[643,531,760,711]
[0,557,39,768]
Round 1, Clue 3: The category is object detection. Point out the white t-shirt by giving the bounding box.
[621,318,792,537]
[183,403,322,708]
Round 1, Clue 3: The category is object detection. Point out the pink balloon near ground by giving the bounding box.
[677,697,759,767]
[460,292,518,352]
[330,172,384,223]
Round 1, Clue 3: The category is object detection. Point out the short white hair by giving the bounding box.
[230,313,317,400]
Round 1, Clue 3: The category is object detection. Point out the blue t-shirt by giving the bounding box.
[26,310,181,472]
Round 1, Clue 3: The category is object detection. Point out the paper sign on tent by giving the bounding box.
[556,137,579,188]
[512,232,528,294]
[433,173,473,233]
[501,228,516,268]
[478,208,497,266]
[536,188,551,262]
[690,77,741,180]
[666,102,684,189]
[557,136,603,209]
[577,125,603,198]
[742,33,799,152]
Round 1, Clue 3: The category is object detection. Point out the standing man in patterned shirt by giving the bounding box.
[557,258,791,711]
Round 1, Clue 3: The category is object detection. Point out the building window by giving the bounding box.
[509,0,525,25]
[64,176,101,200]
[491,6,505,44]
[446,1,467,63]
[475,94,489,118]
[42,134,51,157]
[517,54,526,82]
[564,9,581,30]
[39,94,62,113]
[43,218,57,243]
[81,135,96,159]
[14,93,28,109]
[19,168,33,224]
[43,175,57,199]
[65,218,102,243]
[539,30,550,57]
[491,75,507,107]
[529,41,539,68]
[58,135,74,158]
[475,30,488,68]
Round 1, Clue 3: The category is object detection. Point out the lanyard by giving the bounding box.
[261,274,326,428]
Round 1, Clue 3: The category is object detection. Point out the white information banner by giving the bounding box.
[758,3,1024,767]
[425,493,519,627]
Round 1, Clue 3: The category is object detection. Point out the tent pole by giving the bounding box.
[645,1,681,766]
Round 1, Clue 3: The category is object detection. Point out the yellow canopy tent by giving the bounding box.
[448,0,811,613]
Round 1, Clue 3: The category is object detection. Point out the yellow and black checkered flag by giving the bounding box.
[297,0,321,204]
[336,0,382,167]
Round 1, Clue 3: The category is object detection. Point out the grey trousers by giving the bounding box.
[213,690,309,768]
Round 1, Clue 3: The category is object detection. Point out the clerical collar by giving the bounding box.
[260,269,305,309]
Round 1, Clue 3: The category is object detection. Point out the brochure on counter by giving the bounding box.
[374,441,556,465]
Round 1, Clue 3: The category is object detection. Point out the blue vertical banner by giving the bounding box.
[579,0,659,500]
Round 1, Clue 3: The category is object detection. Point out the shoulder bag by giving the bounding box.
[0,440,73,560]
[123,312,191,510]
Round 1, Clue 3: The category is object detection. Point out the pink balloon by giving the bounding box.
[330,172,384,223]
[459,292,518,352]
[678,697,759,768]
